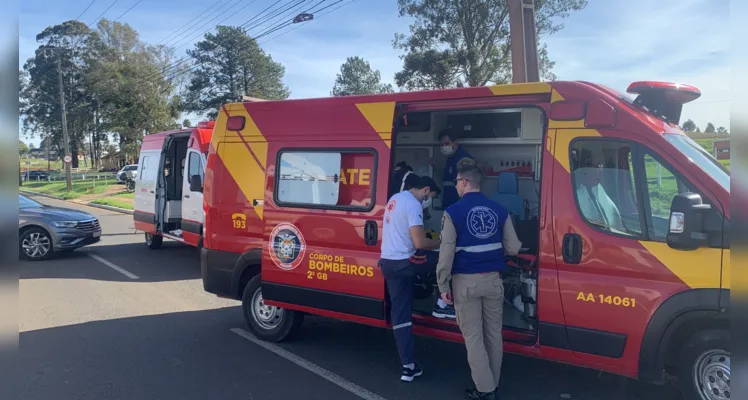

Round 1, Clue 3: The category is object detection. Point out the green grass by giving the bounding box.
[91,197,134,210]
[112,191,134,199]
[21,178,117,197]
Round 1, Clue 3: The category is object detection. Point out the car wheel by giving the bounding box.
[145,232,163,249]
[20,227,54,261]
[242,274,303,342]
[677,330,730,400]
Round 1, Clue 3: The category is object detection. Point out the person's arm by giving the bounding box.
[407,202,440,250]
[502,215,522,256]
[436,212,457,294]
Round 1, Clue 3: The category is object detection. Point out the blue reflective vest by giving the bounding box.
[446,192,508,275]
[442,146,474,208]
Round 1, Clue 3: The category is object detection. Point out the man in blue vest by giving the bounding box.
[435,129,476,209]
[436,165,522,400]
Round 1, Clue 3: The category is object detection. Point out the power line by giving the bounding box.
[167,0,248,49]
[76,0,98,21]
[260,0,356,44]
[157,0,228,44]
[89,0,120,28]
[249,0,312,38]
[113,0,144,22]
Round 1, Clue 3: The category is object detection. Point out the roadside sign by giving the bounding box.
[63,155,72,163]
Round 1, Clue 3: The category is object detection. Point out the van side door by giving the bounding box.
[134,150,160,233]
[181,149,205,246]
[261,145,388,326]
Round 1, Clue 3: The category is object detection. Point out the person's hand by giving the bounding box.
[440,291,453,305]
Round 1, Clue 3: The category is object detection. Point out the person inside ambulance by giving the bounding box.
[432,128,477,209]
[573,150,626,233]
[379,174,452,383]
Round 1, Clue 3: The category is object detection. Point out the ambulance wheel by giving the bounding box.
[145,233,163,249]
[677,330,730,400]
[242,274,303,342]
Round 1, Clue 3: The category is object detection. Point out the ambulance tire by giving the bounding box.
[676,329,730,400]
[242,274,303,342]
[145,233,163,249]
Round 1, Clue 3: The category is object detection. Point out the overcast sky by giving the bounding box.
[19,0,730,145]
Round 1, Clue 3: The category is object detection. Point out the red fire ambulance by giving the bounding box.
[133,121,213,250]
[199,81,730,400]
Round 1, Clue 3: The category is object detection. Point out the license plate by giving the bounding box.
[93,231,101,238]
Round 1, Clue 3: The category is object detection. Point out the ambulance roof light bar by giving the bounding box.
[197,120,216,129]
[626,81,701,125]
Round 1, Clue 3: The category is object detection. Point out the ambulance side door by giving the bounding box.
[181,149,205,246]
[134,150,160,232]
[261,145,388,325]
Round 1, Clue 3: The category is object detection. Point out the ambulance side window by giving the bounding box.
[641,152,694,241]
[140,157,149,180]
[188,152,203,186]
[275,149,377,210]
[570,140,643,237]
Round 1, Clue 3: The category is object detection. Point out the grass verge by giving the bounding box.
[21,178,117,197]
[91,197,134,210]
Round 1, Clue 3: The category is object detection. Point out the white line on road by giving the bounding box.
[88,253,140,280]
[230,328,389,400]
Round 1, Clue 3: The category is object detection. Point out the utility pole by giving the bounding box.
[57,56,73,192]
[508,0,540,83]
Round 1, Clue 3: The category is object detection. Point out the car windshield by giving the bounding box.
[19,194,42,209]
[665,133,730,192]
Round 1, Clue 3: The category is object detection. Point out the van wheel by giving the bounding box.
[242,274,303,342]
[145,233,163,249]
[677,330,730,400]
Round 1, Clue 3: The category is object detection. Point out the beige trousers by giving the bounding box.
[453,272,504,393]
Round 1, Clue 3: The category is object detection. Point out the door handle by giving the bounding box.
[364,220,378,246]
[562,233,582,264]
[149,191,155,194]
[184,194,190,198]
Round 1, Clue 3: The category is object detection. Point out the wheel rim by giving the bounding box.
[22,232,51,258]
[693,349,730,400]
[250,288,284,330]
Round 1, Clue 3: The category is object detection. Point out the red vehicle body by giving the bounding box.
[200,81,730,400]
[134,121,213,250]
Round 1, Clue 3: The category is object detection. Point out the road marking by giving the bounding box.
[230,328,389,400]
[88,253,140,280]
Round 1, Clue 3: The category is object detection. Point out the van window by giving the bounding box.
[276,150,376,210]
[570,140,643,237]
[642,152,693,241]
[188,152,203,183]
[139,157,149,180]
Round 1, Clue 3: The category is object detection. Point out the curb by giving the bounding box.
[19,190,65,201]
[85,202,134,215]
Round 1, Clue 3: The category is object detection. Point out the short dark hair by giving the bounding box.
[405,174,441,194]
[438,128,458,142]
[457,165,482,187]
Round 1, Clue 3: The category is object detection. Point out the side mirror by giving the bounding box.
[190,174,203,193]
[667,193,711,250]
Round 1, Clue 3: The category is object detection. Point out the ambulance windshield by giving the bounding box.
[665,133,730,192]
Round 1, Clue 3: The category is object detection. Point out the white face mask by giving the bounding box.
[421,196,432,209]
[440,145,454,156]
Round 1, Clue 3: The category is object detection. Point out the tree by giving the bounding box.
[717,126,728,134]
[392,0,587,90]
[19,140,29,155]
[182,119,192,128]
[681,119,697,132]
[183,26,290,119]
[331,57,394,96]
[705,122,716,133]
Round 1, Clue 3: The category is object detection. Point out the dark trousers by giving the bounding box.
[379,250,438,365]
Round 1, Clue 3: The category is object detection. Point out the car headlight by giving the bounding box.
[50,221,78,228]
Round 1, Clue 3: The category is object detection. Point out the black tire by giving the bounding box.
[242,274,303,342]
[145,232,163,249]
[676,329,730,400]
[19,227,54,261]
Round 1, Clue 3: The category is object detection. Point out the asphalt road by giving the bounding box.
[18,194,683,400]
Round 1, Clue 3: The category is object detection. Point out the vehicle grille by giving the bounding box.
[76,219,101,232]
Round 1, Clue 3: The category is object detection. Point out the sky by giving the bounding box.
[19,0,731,146]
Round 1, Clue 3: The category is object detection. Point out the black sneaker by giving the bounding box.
[400,365,423,382]
[465,388,496,400]
[432,304,456,319]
